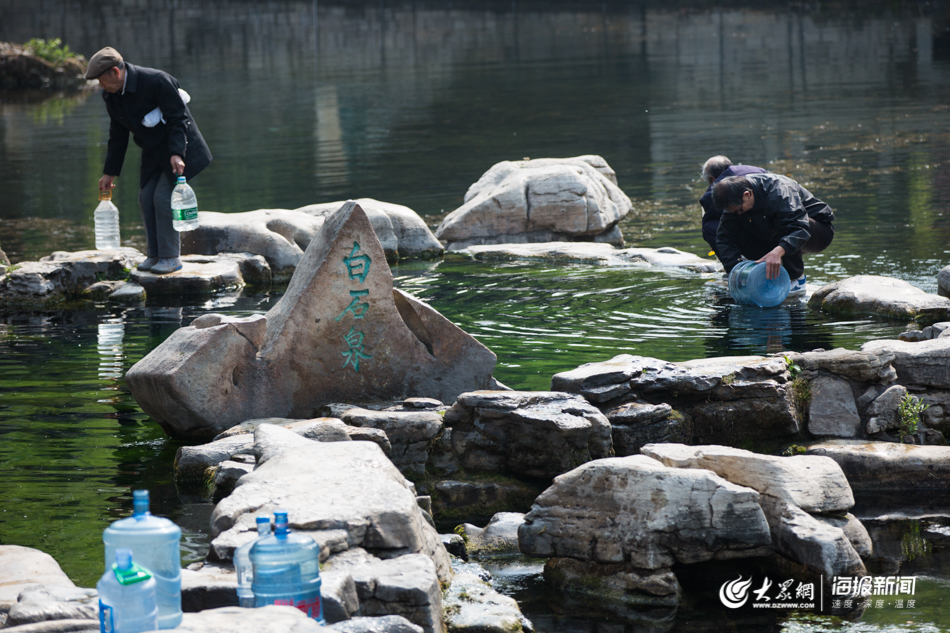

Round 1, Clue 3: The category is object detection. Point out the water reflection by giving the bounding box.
[97,317,125,381]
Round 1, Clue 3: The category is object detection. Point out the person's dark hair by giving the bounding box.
[702,155,733,183]
[712,176,753,211]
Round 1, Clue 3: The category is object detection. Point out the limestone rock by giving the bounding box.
[327,616,423,633]
[171,605,323,632]
[428,479,542,526]
[606,402,691,456]
[323,553,442,633]
[109,282,146,302]
[251,423,319,465]
[518,456,773,569]
[862,337,950,389]
[808,275,950,325]
[0,249,142,307]
[458,513,524,559]
[938,265,950,298]
[640,443,854,513]
[784,348,897,383]
[444,391,613,480]
[542,558,680,607]
[808,374,861,438]
[4,585,98,628]
[130,255,246,296]
[212,460,255,502]
[340,408,443,477]
[814,513,873,559]
[0,241,9,266]
[175,435,254,491]
[180,564,238,612]
[449,242,720,273]
[443,567,529,633]
[319,570,360,624]
[213,417,390,454]
[209,442,452,585]
[0,43,89,90]
[0,546,76,608]
[127,202,496,440]
[552,354,799,445]
[759,497,867,578]
[866,385,908,435]
[181,201,442,281]
[436,156,631,250]
[807,440,950,490]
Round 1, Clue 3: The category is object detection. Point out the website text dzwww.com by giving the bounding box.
[752,603,816,609]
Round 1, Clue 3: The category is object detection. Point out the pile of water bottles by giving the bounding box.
[98,490,324,632]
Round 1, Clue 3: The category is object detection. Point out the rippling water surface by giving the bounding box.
[2,2,950,630]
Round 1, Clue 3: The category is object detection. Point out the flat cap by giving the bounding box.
[84,47,123,79]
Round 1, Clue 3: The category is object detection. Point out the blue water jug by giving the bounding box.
[250,511,324,624]
[103,490,182,629]
[728,260,790,307]
[97,548,159,633]
[234,516,272,608]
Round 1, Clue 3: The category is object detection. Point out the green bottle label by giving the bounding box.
[174,207,198,222]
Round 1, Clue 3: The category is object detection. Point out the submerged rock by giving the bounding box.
[181,200,443,281]
[448,242,720,273]
[436,156,631,250]
[127,202,496,440]
[809,275,950,325]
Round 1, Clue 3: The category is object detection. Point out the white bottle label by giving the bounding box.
[174,207,198,222]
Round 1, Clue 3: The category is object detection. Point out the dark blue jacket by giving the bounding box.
[102,63,212,187]
[700,164,767,252]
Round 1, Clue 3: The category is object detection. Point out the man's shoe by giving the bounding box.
[137,256,160,271]
[150,257,183,275]
[788,274,807,297]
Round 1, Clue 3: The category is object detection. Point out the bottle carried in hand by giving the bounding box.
[95,189,121,250]
[171,176,199,232]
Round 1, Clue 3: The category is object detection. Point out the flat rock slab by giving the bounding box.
[552,353,799,445]
[518,456,773,569]
[807,440,950,491]
[340,408,443,476]
[0,546,76,607]
[0,248,142,307]
[444,391,613,480]
[436,156,631,250]
[861,336,950,389]
[783,347,897,383]
[640,443,854,513]
[448,242,721,273]
[444,566,529,633]
[209,441,452,583]
[127,202,496,440]
[182,200,442,281]
[171,605,323,632]
[130,255,246,295]
[809,275,950,325]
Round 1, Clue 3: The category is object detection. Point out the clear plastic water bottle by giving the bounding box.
[728,260,791,308]
[234,516,272,608]
[170,176,198,232]
[103,490,182,629]
[250,511,324,623]
[97,548,159,633]
[95,189,121,250]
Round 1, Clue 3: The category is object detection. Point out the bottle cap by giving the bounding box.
[256,516,270,525]
[273,511,289,537]
[177,176,186,183]
[99,189,112,202]
[132,490,150,518]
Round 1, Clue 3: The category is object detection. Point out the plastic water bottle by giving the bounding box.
[250,511,324,623]
[97,548,159,633]
[234,516,272,608]
[103,490,183,629]
[95,190,121,250]
[170,176,198,232]
[728,260,791,308]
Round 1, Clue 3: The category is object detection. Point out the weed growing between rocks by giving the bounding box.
[898,393,929,443]
[24,38,77,65]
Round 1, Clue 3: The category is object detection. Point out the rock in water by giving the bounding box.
[127,202,497,440]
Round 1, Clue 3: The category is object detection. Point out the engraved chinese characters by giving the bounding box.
[337,242,373,371]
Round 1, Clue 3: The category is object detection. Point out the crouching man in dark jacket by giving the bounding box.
[712,173,834,295]
[85,46,212,275]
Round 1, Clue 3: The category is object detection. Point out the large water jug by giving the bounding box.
[103,490,182,629]
[728,260,791,308]
[170,176,198,232]
[97,548,159,633]
[234,516,272,608]
[250,511,324,623]
[95,190,121,250]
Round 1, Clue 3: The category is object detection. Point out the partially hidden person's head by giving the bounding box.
[85,47,125,92]
[712,175,754,214]
[702,155,733,184]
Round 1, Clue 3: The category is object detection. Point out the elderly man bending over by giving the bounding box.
[712,173,835,296]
